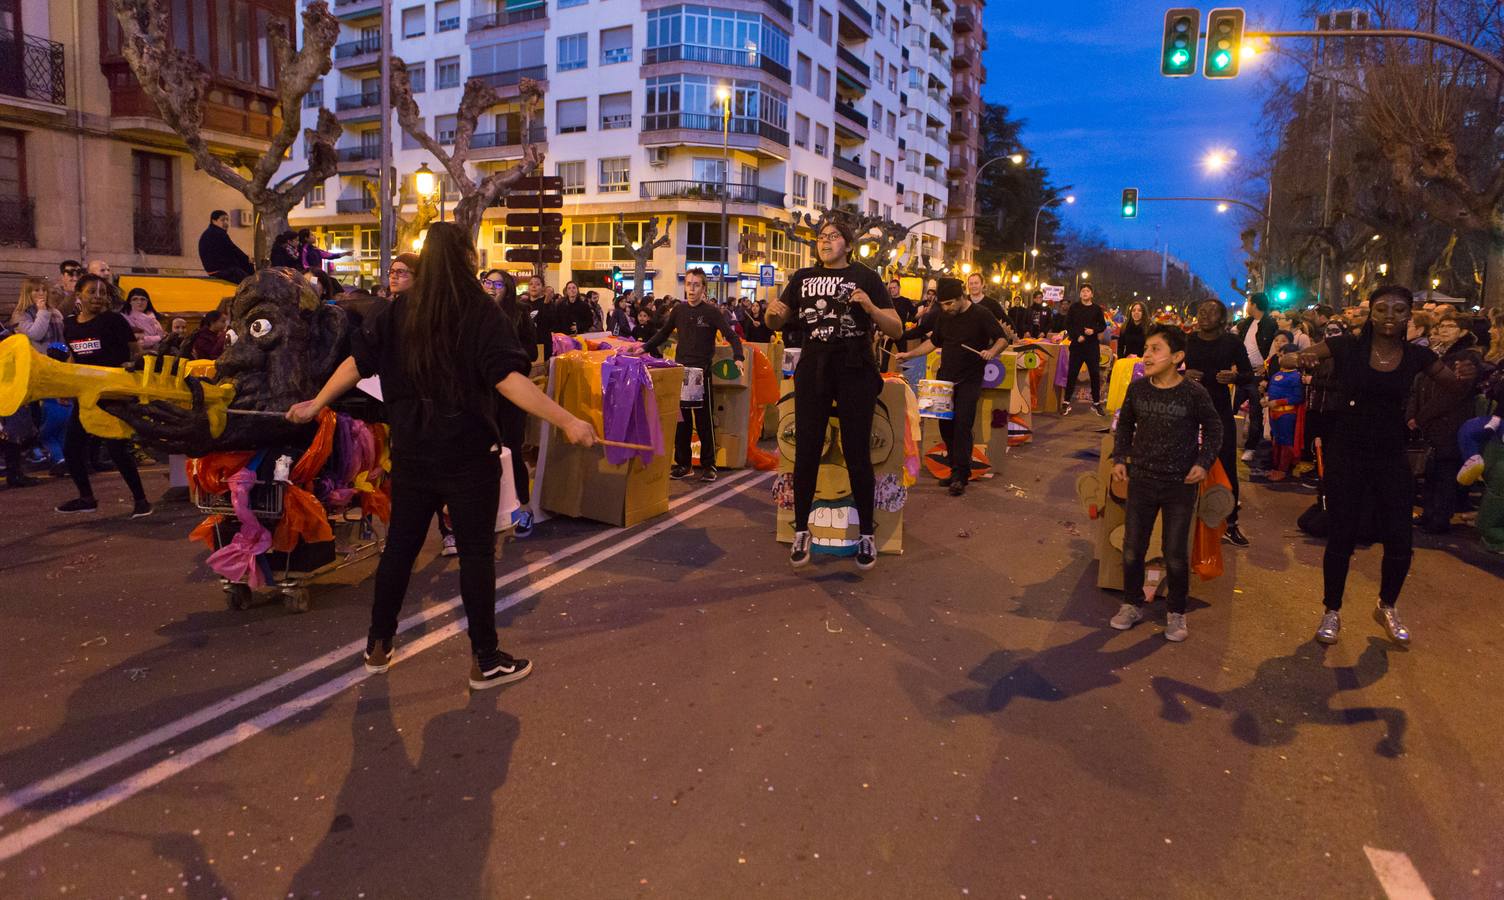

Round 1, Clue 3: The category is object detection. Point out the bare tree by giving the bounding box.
[357,169,439,255]
[389,59,543,241]
[614,214,670,297]
[108,0,341,261]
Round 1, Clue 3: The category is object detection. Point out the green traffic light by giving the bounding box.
[1170,49,1189,67]
[1276,289,1290,301]
[1123,204,1136,216]
[1212,50,1232,70]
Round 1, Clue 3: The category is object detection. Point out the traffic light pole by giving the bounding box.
[1136,196,1270,221]
[1247,28,1504,80]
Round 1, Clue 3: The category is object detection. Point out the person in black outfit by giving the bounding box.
[1062,284,1108,415]
[1283,285,1476,648]
[54,275,152,518]
[765,219,902,571]
[1182,298,1254,547]
[198,210,254,284]
[269,231,303,269]
[895,277,1009,496]
[1234,292,1279,458]
[740,299,775,343]
[1116,301,1149,358]
[287,222,597,690]
[638,268,744,482]
[1014,289,1050,339]
[484,269,541,537]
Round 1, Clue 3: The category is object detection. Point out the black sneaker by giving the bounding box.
[790,530,812,568]
[364,638,394,674]
[699,466,719,482]
[1091,402,1106,417]
[948,479,966,497]
[131,499,154,519]
[1222,523,1250,547]
[670,465,692,480]
[1060,403,1073,417]
[56,497,99,514]
[6,475,41,488]
[855,534,877,571]
[469,652,533,690]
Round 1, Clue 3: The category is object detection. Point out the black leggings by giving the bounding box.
[1215,412,1241,526]
[674,367,716,470]
[64,405,145,502]
[1064,341,1101,404]
[792,353,881,535]
[499,405,530,505]
[1322,450,1412,610]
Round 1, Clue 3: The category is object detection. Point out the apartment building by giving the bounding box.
[944,0,982,264]
[286,0,982,294]
[0,0,280,284]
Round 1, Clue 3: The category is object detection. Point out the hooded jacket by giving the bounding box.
[1407,331,1485,456]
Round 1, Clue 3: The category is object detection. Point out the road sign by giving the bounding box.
[506,248,564,264]
[505,193,564,209]
[505,229,564,246]
[1041,284,1065,303]
[711,265,723,277]
[759,264,776,286]
[505,212,564,228]
[515,175,564,192]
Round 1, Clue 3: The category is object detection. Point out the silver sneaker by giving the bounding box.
[1374,604,1411,645]
[1109,603,1144,631]
[1315,610,1341,644]
[1164,613,1188,642]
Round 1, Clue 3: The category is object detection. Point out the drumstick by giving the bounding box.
[596,436,655,451]
[226,408,291,417]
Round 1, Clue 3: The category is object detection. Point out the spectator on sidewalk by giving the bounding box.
[198,210,254,284]
[187,310,228,361]
[123,288,165,354]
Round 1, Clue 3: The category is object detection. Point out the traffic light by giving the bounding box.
[611,265,623,285]
[1121,188,1139,219]
[1204,8,1246,79]
[1160,8,1200,77]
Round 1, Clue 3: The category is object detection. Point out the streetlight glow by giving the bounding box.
[413,162,438,200]
[715,86,731,102]
[1216,202,1229,213]
[961,262,972,275]
[1378,263,1389,276]
[1080,271,1089,279]
[1432,278,1441,289]
[1009,153,1024,165]
[1065,195,1076,204]
[1010,273,1021,284]
[1343,273,1355,285]
[1203,148,1235,173]
[1030,248,1039,257]
[991,274,1003,284]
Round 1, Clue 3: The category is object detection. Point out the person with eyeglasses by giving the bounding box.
[387,253,418,300]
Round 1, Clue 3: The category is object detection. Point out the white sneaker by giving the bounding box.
[1240,449,1255,462]
[1109,603,1144,630]
[1164,613,1188,642]
[441,534,457,557]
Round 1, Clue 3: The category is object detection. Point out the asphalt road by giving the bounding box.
[1,416,1501,900]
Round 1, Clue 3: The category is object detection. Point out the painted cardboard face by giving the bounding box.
[773,378,909,555]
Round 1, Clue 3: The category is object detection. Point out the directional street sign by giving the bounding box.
[505,193,564,209]
[505,212,564,228]
[505,229,565,246]
[506,248,564,264]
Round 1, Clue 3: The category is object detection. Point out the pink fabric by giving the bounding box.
[205,468,273,588]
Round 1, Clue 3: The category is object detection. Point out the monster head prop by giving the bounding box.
[102,268,352,456]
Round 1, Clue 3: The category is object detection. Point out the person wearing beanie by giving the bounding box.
[895,277,1009,496]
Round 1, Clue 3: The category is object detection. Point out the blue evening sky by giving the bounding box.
[980,1,1310,301]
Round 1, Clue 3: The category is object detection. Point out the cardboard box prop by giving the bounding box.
[1015,341,1063,414]
[773,378,911,556]
[538,354,682,527]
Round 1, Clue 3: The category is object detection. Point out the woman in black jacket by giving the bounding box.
[1407,310,1484,534]
[1117,301,1148,358]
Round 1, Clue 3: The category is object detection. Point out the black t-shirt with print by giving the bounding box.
[934,302,1007,384]
[64,311,135,368]
[778,264,893,350]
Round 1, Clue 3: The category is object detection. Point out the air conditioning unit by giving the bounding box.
[647,147,670,167]
[231,209,253,228]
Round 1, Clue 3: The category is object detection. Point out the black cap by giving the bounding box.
[936,277,965,302]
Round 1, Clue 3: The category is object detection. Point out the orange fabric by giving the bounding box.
[190,515,224,551]
[355,423,392,522]
[745,348,781,470]
[188,453,255,495]
[272,485,335,552]
[1192,461,1232,580]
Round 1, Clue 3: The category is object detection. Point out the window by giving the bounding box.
[812,179,827,207]
[436,56,460,89]
[869,199,879,215]
[874,53,884,79]
[796,53,812,89]
[817,9,833,44]
[409,62,426,93]
[471,35,546,78]
[693,157,728,183]
[558,160,586,195]
[600,92,632,130]
[559,0,586,7]
[798,0,813,28]
[813,124,828,156]
[601,26,632,65]
[872,101,883,129]
[645,7,790,69]
[401,6,424,38]
[792,172,808,206]
[890,16,899,38]
[0,130,26,200]
[132,151,178,255]
[815,66,830,100]
[306,80,324,107]
[875,4,887,35]
[599,156,630,193]
[794,114,809,148]
[435,114,458,144]
[883,203,892,220]
[305,183,325,208]
[686,221,724,262]
[558,33,587,71]
[644,75,789,136]
[869,151,881,177]
[435,1,459,32]
[888,63,898,92]
[886,111,896,138]
[884,158,894,185]
[557,98,588,134]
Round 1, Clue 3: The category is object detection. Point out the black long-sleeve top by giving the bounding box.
[1117,321,1147,358]
[642,300,743,369]
[1064,301,1107,347]
[1181,332,1253,418]
[1112,377,1224,482]
[198,225,253,276]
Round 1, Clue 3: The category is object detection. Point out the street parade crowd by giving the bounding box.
[3,210,1504,688]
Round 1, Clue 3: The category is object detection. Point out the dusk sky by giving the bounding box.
[980,1,1311,301]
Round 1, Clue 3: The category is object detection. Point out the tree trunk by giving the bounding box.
[256,203,293,266]
[1388,241,1418,292]
[634,253,648,297]
[1485,207,1504,310]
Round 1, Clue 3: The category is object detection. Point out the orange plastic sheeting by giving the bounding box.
[190,515,224,551]
[745,348,781,470]
[882,373,922,485]
[271,409,339,553]
[188,452,256,495]
[1192,461,1232,580]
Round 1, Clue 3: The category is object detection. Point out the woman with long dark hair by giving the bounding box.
[288,222,595,689]
[1283,285,1475,646]
[1117,301,1149,358]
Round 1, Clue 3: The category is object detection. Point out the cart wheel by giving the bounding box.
[225,582,254,611]
[282,587,312,614]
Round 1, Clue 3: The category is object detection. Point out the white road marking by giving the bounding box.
[1364,847,1436,900]
[0,470,757,823]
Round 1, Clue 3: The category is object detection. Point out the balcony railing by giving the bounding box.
[133,211,181,256]
[335,91,380,111]
[337,197,377,213]
[642,112,789,147]
[839,0,872,28]
[954,8,976,32]
[472,65,548,89]
[834,101,868,129]
[334,0,379,8]
[833,155,865,178]
[0,29,66,105]
[952,47,977,70]
[642,44,792,83]
[640,180,786,207]
[468,7,547,32]
[471,124,548,148]
[0,196,36,247]
[334,36,381,60]
[836,46,870,80]
[336,146,380,162]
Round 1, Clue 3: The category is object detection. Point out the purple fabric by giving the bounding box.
[205,468,272,588]
[600,354,666,466]
[1054,343,1070,388]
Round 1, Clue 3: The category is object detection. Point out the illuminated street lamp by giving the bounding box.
[414,161,443,221]
[1344,273,1355,285]
[991,274,1003,284]
[1010,153,1024,165]
[1216,202,1230,213]
[961,262,972,275]
[1378,263,1389,276]
[1432,277,1441,289]
[1202,148,1235,174]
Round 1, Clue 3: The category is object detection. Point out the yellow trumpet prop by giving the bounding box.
[0,334,235,440]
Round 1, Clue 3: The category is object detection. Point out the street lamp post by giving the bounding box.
[414,162,442,224]
[1030,194,1074,273]
[717,85,732,305]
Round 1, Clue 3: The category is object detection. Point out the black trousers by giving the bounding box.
[1322,449,1412,610]
[499,405,530,505]
[372,457,502,660]
[64,405,145,502]
[792,353,881,535]
[938,378,983,481]
[1418,450,1462,532]
[1236,383,1264,450]
[1215,412,1241,526]
[673,366,716,470]
[1064,341,1101,404]
[1121,475,1199,614]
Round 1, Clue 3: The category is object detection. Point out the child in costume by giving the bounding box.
[1263,331,1305,482]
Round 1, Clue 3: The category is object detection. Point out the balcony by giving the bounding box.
[468,6,547,34]
[335,91,380,112]
[642,112,789,148]
[839,0,873,30]
[642,44,791,84]
[332,0,380,18]
[472,65,548,90]
[337,197,377,214]
[834,100,868,130]
[336,146,380,162]
[765,0,794,21]
[0,196,36,247]
[640,180,786,208]
[833,154,866,182]
[470,124,548,159]
[954,8,976,32]
[333,36,381,68]
[952,47,977,70]
[133,211,181,256]
[0,30,65,106]
[835,46,871,86]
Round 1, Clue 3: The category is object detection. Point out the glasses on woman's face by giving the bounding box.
[389,268,412,281]
[483,279,505,289]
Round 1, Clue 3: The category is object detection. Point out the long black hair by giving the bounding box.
[401,221,492,402]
